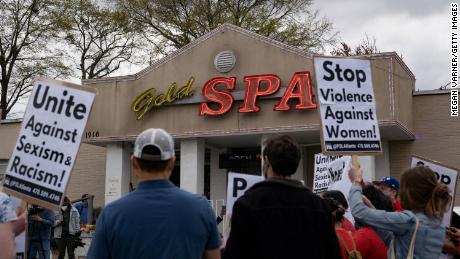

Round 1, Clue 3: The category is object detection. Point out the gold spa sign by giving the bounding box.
[131,77,195,120]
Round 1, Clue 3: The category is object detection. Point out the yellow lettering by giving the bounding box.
[154,94,166,106]
[166,83,177,102]
[131,77,195,120]
[132,88,157,120]
[131,88,153,112]
[177,77,195,98]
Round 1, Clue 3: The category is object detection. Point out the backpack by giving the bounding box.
[336,230,362,259]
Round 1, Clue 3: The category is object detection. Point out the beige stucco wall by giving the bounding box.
[393,57,415,132]
[369,58,393,122]
[389,92,460,205]
[65,144,106,208]
[0,121,21,159]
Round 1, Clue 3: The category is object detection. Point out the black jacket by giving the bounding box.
[224,178,341,259]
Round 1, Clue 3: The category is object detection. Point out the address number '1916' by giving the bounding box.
[85,131,99,138]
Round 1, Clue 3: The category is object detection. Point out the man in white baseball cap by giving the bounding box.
[88,128,221,259]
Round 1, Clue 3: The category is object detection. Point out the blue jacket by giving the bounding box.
[75,201,96,224]
[349,184,446,259]
[28,208,54,241]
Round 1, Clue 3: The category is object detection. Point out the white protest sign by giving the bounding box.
[314,58,382,154]
[328,156,352,196]
[313,154,352,196]
[226,172,263,215]
[313,154,341,192]
[2,79,95,210]
[411,155,459,227]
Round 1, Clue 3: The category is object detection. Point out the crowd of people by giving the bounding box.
[0,192,96,259]
[1,128,459,259]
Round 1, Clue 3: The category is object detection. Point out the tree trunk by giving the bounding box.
[1,80,8,120]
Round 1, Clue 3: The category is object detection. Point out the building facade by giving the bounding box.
[1,24,459,208]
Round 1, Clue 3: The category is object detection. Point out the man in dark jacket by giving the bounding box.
[224,135,341,259]
[28,205,55,259]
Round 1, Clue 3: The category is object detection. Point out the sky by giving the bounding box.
[312,0,450,91]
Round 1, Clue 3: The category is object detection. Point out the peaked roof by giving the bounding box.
[83,23,414,84]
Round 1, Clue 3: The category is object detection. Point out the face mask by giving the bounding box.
[382,190,391,197]
[379,185,393,198]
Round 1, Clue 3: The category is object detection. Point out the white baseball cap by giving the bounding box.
[133,128,174,161]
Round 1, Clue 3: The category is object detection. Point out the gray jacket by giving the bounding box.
[349,184,446,259]
[54,206,80,238]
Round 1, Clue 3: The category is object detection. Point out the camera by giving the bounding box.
[73,237,85,248]
[73,232,85,248]
[28,205,44,216]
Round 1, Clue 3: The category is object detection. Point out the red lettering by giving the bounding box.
[238,74,280,113]
[274,71,317,110]
[199,77,236,116]
[199,72,317,116]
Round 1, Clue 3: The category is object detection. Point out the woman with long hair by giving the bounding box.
[349,165,451,258]
[321,190,355,233]
[323,196,357,259]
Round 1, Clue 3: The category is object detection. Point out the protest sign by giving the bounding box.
[314,57,382,154]
[2,78,95,210]
[313,154,341,192]
[411,155,459,227]
[313,154,352,196]
[226,172,263,215]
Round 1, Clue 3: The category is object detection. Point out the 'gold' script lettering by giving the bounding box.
[131,77,195,120]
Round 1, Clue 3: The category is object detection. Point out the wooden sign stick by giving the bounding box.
[352,155,360,168]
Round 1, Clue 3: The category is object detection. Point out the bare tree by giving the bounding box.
[115,0,337,56]
[439,82,451,90]
[53,0,140,80]
[0,0,72,119]
[331,34,379,56]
